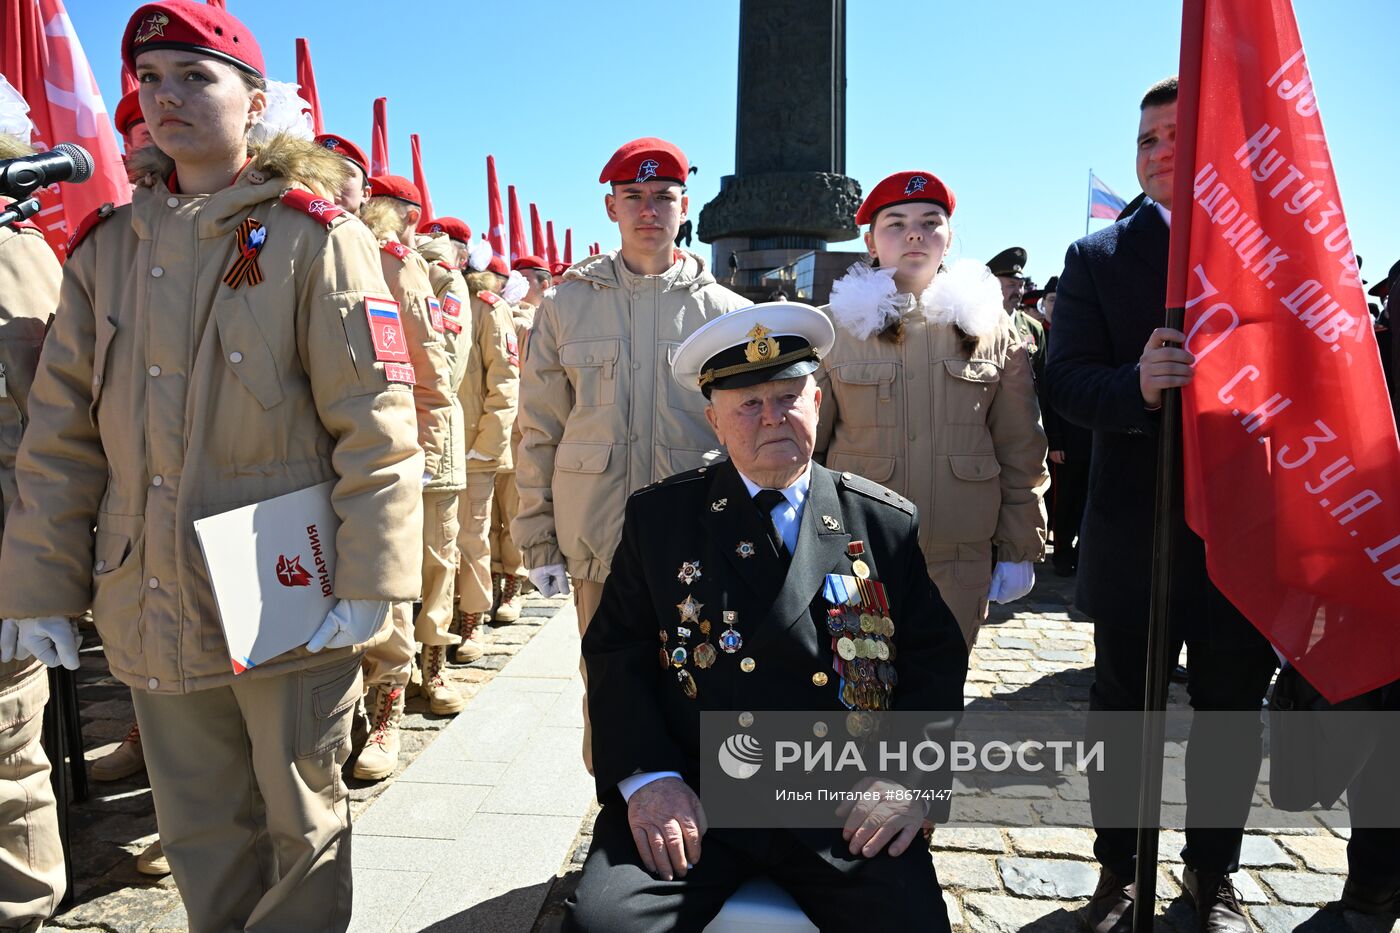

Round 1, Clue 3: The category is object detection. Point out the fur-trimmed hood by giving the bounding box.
[828,258,1005,344]
[127,132,351,199]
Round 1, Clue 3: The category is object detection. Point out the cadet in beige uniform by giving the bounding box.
[357,174,460,774]
[453,257,520,662]
[0,7,423,929]
[512,138,747,770]
[490,254,550,623]
[0,115,67,930]
[815,171,1048,647]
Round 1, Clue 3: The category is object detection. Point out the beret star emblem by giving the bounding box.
[134,12,169,44]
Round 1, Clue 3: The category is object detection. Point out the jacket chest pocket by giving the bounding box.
[942,358,1000,425]
[560,339,619,408]
[213,293,286,410]
[832,361,899,427]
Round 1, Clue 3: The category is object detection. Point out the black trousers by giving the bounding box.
[1086,618,1277,878]
[1346,679,1400,890]
[564,804,950,933]
[1050,459,1089,571]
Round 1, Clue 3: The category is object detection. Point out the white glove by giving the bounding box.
[307,599,389,653]
[528,564,571,598]
[466,449,493,462]
[987,561,1035,604]
[3,617,82,669]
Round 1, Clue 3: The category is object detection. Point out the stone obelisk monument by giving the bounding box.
[698,0,861,301]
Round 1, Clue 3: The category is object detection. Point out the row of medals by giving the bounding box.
[660,584,745,700]
[826,543,897,712]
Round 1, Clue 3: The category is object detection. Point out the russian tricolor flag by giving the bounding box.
[1088,172,1128,220]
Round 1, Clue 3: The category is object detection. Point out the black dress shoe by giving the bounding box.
[1341,876,1400,915]
[1080,867,1135,933]
[1183,867,1251,932]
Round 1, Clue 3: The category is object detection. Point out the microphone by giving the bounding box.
[0,143,94,200]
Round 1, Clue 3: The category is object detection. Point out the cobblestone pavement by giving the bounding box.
[46,592,569,933]
[531,569,1396,933]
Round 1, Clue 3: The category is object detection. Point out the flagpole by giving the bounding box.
[1086,168,1092,238]
[1132,0,1205,928]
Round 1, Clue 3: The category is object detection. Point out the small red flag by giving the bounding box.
[485,155,506,266]
[564,228,573,264]
[546,221,558,265]
[371,97,389,176]
[508,185,526,266]
[295,39,323,136]
[1173,0,1400,701]
[2,0,132,260]
[592,241,601,256]
[410,133,434,227]
[529,202,546,257]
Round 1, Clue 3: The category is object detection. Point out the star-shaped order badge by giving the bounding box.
[223,219,267,289]
[736,541,757,560]
[677,561,702,585]
[677,595,703,623]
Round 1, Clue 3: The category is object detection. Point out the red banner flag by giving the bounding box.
[1172,0,1400,701]
[507,185,526,266]
[294,39,324,136]
[409,133,434,227]
[563,228,573,264]
[206,0,226,7]
[370,97,388,176]
[2,0,131,260]
[529,202,545,258]
[546,221,558,265]
[485,155,506,265]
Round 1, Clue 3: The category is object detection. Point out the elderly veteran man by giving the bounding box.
[567,303,968,932]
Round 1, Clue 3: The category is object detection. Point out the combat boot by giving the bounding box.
[422,644,465,714]
[353,685,404,781]
[494,573,523,623]
[451,610,486,664]
[91,722,145,781]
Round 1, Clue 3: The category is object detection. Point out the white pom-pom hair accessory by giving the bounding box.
[922,259,1004,340]
[248,80,314,145]
[827,261,900,340]
[466,238,494,273]
[502,270,529,304]
[0,75,34,143]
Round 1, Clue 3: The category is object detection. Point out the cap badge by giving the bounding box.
[636,159,659,182]
[322,138,338,151]
[744,323,780,364]
[134,12,170,44]
[904,175,928,196]
[431,223,444,233]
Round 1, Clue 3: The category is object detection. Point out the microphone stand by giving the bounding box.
[0,196,42,230]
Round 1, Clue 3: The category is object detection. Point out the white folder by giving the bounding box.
[193,481,340,674]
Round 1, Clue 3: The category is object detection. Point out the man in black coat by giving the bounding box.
[566,303,968,932]
[1046,77,1277,933]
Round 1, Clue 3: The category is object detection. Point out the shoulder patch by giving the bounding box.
[381,240,409,261]
[66,202,116,255]
[437,261,457,273]
[837,470,915,515]
[634,464,713,498]
[478,289,500,306]
[279,189,344,226]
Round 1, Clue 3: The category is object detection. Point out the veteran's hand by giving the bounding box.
[836,777,925,859]
[628,776,707,880]
[1139,327,1195,408]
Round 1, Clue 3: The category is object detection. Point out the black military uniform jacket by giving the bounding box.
[582,458,968,803]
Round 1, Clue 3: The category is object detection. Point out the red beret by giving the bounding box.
[315,134,369,180]
[550,261,570,277]
[423,217,472,243]
[115,91,145,136]
[123,0,265,78]
[855,170,956,225]
[513,255,549,273]
[487,256,509,277]
[368,174,422,207]
[598,137,688,185]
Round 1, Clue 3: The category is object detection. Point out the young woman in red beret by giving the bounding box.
[815,170,1049,648]
[0,2,423,928]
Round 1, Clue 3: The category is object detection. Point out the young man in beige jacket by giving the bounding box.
[512,138,747,771]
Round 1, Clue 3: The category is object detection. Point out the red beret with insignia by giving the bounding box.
[598,137,688,186]
[513,255,549,273]
[550,261,570,277]
[487,256,509,277]
[855,170,956,225]
[315,134,369,180]
[115,91,145,136]
[123,0,265,78]
[368,174,422,207]
[424,217,472,243]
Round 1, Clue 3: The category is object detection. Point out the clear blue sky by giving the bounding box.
[69,0,1398,286]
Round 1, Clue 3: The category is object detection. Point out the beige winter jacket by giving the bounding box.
[0,203,61,686]
[505,300,537,471]
[815,264,1048,641]
[512,249,747,582]
[455,273,519,476]
[0,136,424,693]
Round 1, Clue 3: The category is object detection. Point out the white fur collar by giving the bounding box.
[828,258,1003,341]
